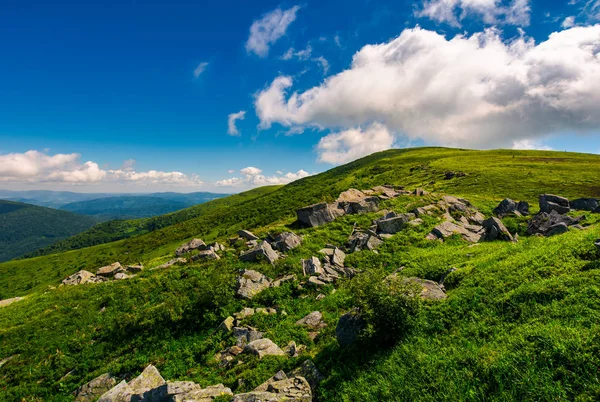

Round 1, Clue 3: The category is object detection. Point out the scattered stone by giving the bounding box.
[409,218,424,226]
[271,232,302,252]
[438,268,457,287]
[240,241,280,265]
[176,238,207,256]
[295,311,326,330]
[271,274,296,287]
[371,185,400,199]
[546,222,569,236]
[308,276,327,287]
[234,308,255,320]
[482,217,514,242]
[114,272,133,281]
[494,198,529,217]
[62,270,103,286]
[330,248,346,268]
[336,188,379,214]
[288,360,324,392]
[217,316,235,333]
[96,262,124,278]
[539,194,570,214]
[191,249,221,261]
[236,270,272,299]
[296,202,344,227]
[238,230,259,241]
[526,210,583,236]
[375,214,413,234]
[413,188,428,196]
[428,221,483,243]
[233,327,264,348]
[347,230,383,252]
[153,258,187,270]
[73,373,117,402]
[444,171,466,180]
[208,242,226,252]
[316,293,325,301]
[301,257,323,276]
[0,297,24,308]
[571,198,599,211]
[336,309,365,347]
[233,376,311,402]
[244,339,286,359]
[255,371,288,392]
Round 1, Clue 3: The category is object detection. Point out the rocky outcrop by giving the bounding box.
[236,269,272,299]
[271,232,302,252]
[301,257,323,276]
[494,199,529,217]
[403,277,447,300]
[296,202,345,228]
[336,189,379,214]
[175,239,206,256]
[190,249,220,261]
[62,270,105,286]
[526,210,583,236]
[427,221,483,243]
[482,217,514,242]
[295,311,326,330]
[287,360,324,392]
[240,241,280,265]
[97,262,124,278]
[233,376,311,402]
[336,309,365,347]
[571,198,599,211]
[347,230,383,252]
[539,194,570,214]
[320,247,346,268]
[74,373,117,402]
[254,371,288,392]
[375,212,414,235]
[238,230,259,241]
[233,326,264,348]
[171,384,233,401]
[244,339,286,359]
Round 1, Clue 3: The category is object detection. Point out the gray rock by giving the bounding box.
[517,201,530,216]
[61,270,98,286]
[254,371,288,392]
[404,277,447,300]
[347,230,383,253]
[571,198,599,211]
[271,274,296,287]
[153,258,187,270]
[493,199,518,217]
[331,247,346,268]
[429,221,483,243]
[594,239,600,251]
[173,384,233,401]
[238,230,259,241]
[301,257,323,276]
[128,364,167,402]
[233,326,264,347]
[376,214,412,234]
[272,232,302,252]
[217,316,235,333]
[296,202,344,227]
[97,380,132,402]
[526,210,583,236]
[244,339,286,359]
[236,269,272,299]
[234,307,255,320]
[308,276,327,287]
[165,381,201,396]
[191,249,220,261]
[175,239,207,256]
[96,262,124,278]
[208,242,226,252]
[287,360,324,392]
[114,272,133,281]
[336,188,379,214]
[295,311,326,330]
[482,217,514,242]
[233,376,311,402]
[73,373,117,402]
[336,309,365,347]
[539,194,570,214]
[126,264,144,274]
[413,188,428,196]
[546,222,569,236]
[240,241,280,265]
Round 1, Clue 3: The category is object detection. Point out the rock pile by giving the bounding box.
[235,269,297,299]
[527,210,583,236]
[62,263,143,286]
[300,247,357,287]
[494,198,530,217]
[240,241,280,265]
[175,238,206,256]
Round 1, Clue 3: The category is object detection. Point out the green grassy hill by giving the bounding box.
[0,201,98,262]
[1,147,600,401]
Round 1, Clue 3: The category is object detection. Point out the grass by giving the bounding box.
[1,147,600,401]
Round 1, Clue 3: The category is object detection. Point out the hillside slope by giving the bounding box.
[60,196,191,220]
[1,147,600,401]
[0,201,97,262]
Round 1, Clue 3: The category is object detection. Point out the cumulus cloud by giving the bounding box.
[215,166,310,187]
[511,139,553,150]
[227,110,247,136]
[246,6,300,57]
[417,0,531,27]
[317,123,396,164]
[255,25,600,149]
[562,16,576,28]
[0,150,203,187]
[312,56,330,74]
[193,62,209,78]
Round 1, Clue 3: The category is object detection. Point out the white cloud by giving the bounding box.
[228,169,235,174]
[227,110,247,136]
[0,151,203,187]
[215,166,310,187]
[282,45,312,60]
[511,139,553,150]
[246,6,301,58]
[193,62,209,78]
[313,56,330,74]
[416,0,530,27]
[317,123,396,164]
[255,25,600,149]
[562,16,576,28]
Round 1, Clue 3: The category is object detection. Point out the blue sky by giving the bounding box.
[1,0,599,192]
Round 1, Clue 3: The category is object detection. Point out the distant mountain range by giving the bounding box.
[0,200,98,262]
[0,190,230,221]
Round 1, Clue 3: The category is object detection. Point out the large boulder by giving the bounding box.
[428,221,483,243]
[295,311,326,330]
[190,249,220,261]
[96,262,124,278]
[165,381,201,398]
[254,371,288,392]
[404,277,447,300]
[172,384,233,401]
[336,309,365,347]
[337,189,379,214]
[287,360,324,392]
[539,194,570,214]
[233,326,264,348]
[233,376,311,402]
[347,230,383,253]
[526,210,583,236]
[482,217,514,242]
[175,239,206,256]
[571,198,599,211]
[494,199,530,217]
[319,247,346,268]
[272,232,302,252]
[240,241,280,265]
[236,270,272,299]
[97,380,131,402]
[128,364,167,401]
[296,202,344,227]
[62,270,99,286]
[375,214,413,234]
[546,222,569,236]
[73,373,117,402]
[301,257,323,276]
[238,230,259,241]
[244,339,286,359]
